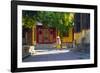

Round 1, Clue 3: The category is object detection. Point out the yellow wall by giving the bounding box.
[62,28,73,43]
[74,29,90,44]
[74,32,82,40]
[74,32,81,43]
[32,25,90,44]
[61,28,90,43]
[61,13,74,43]
[31,26,36,45]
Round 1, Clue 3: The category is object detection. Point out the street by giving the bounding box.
[23,49,90,62]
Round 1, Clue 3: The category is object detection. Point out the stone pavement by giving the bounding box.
[30,49,70,55]
[22,48,90,62]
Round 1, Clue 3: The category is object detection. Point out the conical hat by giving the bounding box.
[57,36,60,38]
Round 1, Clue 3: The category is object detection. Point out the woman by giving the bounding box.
[56,36,61,49]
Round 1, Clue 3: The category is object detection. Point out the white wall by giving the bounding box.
[0,0,99,73]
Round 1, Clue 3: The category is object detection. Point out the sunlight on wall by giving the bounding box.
[32,25,36,45]
[74,29,90,44]
[62,28,73,43]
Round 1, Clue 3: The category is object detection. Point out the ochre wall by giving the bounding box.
[74,29,90,44]
[62,28,73,43]
[31,25,90,44]
[31,26,36,45]
[74,32,81,43]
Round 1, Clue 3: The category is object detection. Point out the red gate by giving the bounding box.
[36,26,56,44]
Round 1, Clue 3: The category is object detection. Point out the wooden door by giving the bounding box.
[36,26,56,44]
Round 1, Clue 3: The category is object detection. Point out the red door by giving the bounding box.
[36,26,56,44]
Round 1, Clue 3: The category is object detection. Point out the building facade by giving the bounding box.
[22,13,90,48]
[74,13,90,44]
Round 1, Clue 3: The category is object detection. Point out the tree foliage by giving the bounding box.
[22,11,74,48]
[22,11,74,37]
[22,11,36,29]
[22,16,35,28]
[35,11,74,37]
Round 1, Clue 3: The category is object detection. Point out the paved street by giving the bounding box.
[23,49,90,62]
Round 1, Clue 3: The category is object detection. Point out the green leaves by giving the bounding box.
[22,11,74,37]
[35,11,74,37]
[22,16,35,29]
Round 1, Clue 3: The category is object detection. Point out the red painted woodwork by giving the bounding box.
[36,26,56,44]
